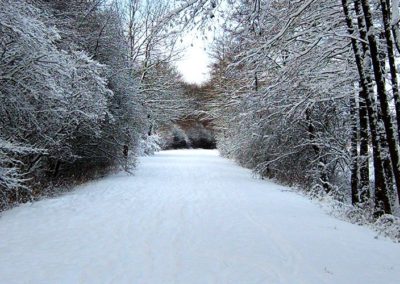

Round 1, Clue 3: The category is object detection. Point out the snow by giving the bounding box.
[0,149,399,284]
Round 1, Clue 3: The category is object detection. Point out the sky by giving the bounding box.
[175,31,213,85]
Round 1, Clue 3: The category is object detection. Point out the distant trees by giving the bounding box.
[156,82,217,150]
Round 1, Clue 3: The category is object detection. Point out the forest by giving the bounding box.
[1,0,400,231]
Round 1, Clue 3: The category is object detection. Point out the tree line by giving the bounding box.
[2,0,400,221]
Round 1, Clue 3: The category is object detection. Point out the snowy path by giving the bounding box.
[0,150,399,284]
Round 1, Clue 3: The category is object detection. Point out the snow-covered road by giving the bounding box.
[0,150,399,284]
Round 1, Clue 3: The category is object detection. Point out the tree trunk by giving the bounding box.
[358,91,370,202]
[350,94,360,205]
[342,0,391,215]
[361,0,400,208]
[306,108,331,193]
[355,0,371,203]
[389,0,400,53]
[382,0,400,143]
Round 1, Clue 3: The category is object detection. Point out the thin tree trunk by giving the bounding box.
[306,108,331,193]
[355,0,371,203]
[382,0,400,146]
[377,29,395,202]
[350,94,360,204]
[390,0,400,53]
[358,92,370,202]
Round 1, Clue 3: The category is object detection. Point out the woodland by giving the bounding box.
[1,0,400,231]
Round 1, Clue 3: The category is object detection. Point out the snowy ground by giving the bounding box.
[0,150,399,284]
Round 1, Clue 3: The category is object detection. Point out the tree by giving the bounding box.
[203,0,400,215]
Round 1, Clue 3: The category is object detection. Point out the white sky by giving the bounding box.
[175,31,213,85]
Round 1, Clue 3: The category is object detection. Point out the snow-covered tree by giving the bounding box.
[202,0,400,216]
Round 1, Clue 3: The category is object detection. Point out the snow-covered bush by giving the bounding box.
[186,123,216,149]
[374,215,400,242]
[161,126,191,150]
[0,139,46,208]
[139,134,162,156]
[208,0,354,198]
[0,0,147,209]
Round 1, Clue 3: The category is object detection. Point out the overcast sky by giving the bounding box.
[175,30,213,85]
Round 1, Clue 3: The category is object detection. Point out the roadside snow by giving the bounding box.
[0,150,399,284]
